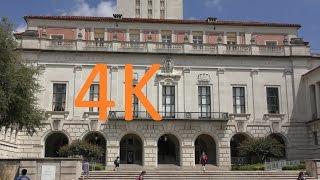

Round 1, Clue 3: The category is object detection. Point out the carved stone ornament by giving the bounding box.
[198,73,211,82]
[162,57,174,74]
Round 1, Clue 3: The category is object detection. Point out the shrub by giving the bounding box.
[239,137,284,164]
[89,163,105,171]
[232,163,265,171]
[58,140,102,161]
[282,164,306,170]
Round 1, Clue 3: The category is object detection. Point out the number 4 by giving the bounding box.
[75,64,115,122]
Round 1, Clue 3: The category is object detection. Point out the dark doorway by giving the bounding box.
[84,132,106,165]
[195,134,217,165]
[120,134,143,165]
[45,132,69,157]
[230,133,249,165]
[158,134,180,165]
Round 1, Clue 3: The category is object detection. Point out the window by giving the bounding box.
[89,84,99,112]
[266,87,280,114]
[198,86,211,118]
[162,34,171,43]
[314,132,319,145]
[227,32,237,45]
[162,86,175,118]
[94,28,105,46]
[148,0,152,6]
[160,0,165,7]
[233,87,246,114]
[135,0,140,6]
[160,10,165,19]
[135,8,140,17]
[310,85,318,119]
[148,9,153,18]
[266,41,278,46]
[51,35,63,46]
[52,83,66,111]
[193,35,203,44]
[133,94,139,118]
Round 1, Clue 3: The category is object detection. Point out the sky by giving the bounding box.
[0,0,319,51]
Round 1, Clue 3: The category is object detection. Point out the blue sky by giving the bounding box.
[1,0,319,51]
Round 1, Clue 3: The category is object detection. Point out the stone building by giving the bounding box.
[0,2,319,169]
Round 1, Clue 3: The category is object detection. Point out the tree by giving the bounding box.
[58,140,103,161]
[239,137,285,164]
[0,17,44,135]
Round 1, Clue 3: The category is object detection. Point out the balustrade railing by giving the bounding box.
[16,38,310,56]
[108,111,229,121]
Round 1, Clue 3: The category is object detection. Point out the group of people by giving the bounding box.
[14,153,307,180]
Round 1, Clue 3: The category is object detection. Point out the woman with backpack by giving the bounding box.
[113,156,120,171]
[199,152,208,171]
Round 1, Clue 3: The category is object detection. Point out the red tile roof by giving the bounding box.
[24,15,301,28]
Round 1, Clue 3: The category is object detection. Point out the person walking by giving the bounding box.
[297,171,306,180]
[135,171,146,180]
[113,156,120,171]
[200,152,208,171]
[82,158,90,179]
[16,169,31,180]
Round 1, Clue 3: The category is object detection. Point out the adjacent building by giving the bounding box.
[0,1,319,169]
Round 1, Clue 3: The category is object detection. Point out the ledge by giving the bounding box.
[263,113,285,121]
[229,113,251,121]
[45,111,69,119]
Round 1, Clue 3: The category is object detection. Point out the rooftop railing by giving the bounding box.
[108,111,229,121]
[17,38,311,56]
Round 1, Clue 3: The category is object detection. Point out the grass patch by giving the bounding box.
[232,163,265,171]
[282,164,305,171]
[89,163,105,171]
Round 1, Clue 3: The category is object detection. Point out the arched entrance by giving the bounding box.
[195,134,217,165]
[230,133,250,165]
[45,132,69,157]
[84,132,106,165]
[268,133,286,159]
[158,134,180,165]
[120,134,143,165]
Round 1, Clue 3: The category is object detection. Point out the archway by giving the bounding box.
[268,133,286,159]
[120,134,143,165]
[158,134,180,165]
[195,134,217,165]
[45,132,69,157]
[230,133,250,165]
[84,132,107,165]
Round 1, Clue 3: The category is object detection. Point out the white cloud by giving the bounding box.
[63,0,116,17]
[204,0,223,11]
[14,24,27,33]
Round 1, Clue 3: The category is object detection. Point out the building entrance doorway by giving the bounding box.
[158,134,180,165]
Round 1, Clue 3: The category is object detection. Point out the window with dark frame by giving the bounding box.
[52,83,66,111]
[233,87,246,114]
[133,89,139,118]
[198,86,211,118]
[162,86,175,118]
[314,132,319,145]
[89,84,99,112]
[266,87,280,114]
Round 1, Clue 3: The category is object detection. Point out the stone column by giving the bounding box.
[217,133,231,170]
[106,140,120,167]
[181,138,194,167]
[143,139,157,167]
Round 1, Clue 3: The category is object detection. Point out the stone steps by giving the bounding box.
[80,171,317,180]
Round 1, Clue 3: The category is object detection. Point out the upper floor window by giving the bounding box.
[135,0,140,6]
[89,84,99,112]
[193,33,203,44]
[160,0,165,7]
[51,35,63,46]
[148,0,152,6]
[198,86,211,118]
[52,83,66,111]
[148,9,153,18]
[162,86,175,118]
[314,131,319,145]
[266,87,279,114]
[161,32,172,43]
[135,8,140,17]
[266,41,278,46]
[129,30,140,42]
[160,10,165,19]
[133,93,139,118]
[233,87,245,114]
[227,32,237,45]
[94,28,105,46]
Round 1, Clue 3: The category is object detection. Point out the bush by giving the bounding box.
[282,164,305,170]
[58,140,102,161]
[232,163,265,171]
[239,137,284,164]
[89,163,105,171]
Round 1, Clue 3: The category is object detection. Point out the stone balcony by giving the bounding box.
[17,38,311,57]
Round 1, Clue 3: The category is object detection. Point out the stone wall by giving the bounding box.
[0,158,82,180]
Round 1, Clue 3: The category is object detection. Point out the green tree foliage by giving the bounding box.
[0,17,44,135]
[239,137,285,164]
[58,140,103,161]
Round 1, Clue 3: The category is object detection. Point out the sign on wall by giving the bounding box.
[41,165,56,180]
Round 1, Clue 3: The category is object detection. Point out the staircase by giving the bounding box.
[80,171,317,180]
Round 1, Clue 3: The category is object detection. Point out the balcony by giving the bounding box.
[108,111,229,121]
[16,38,311,56]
